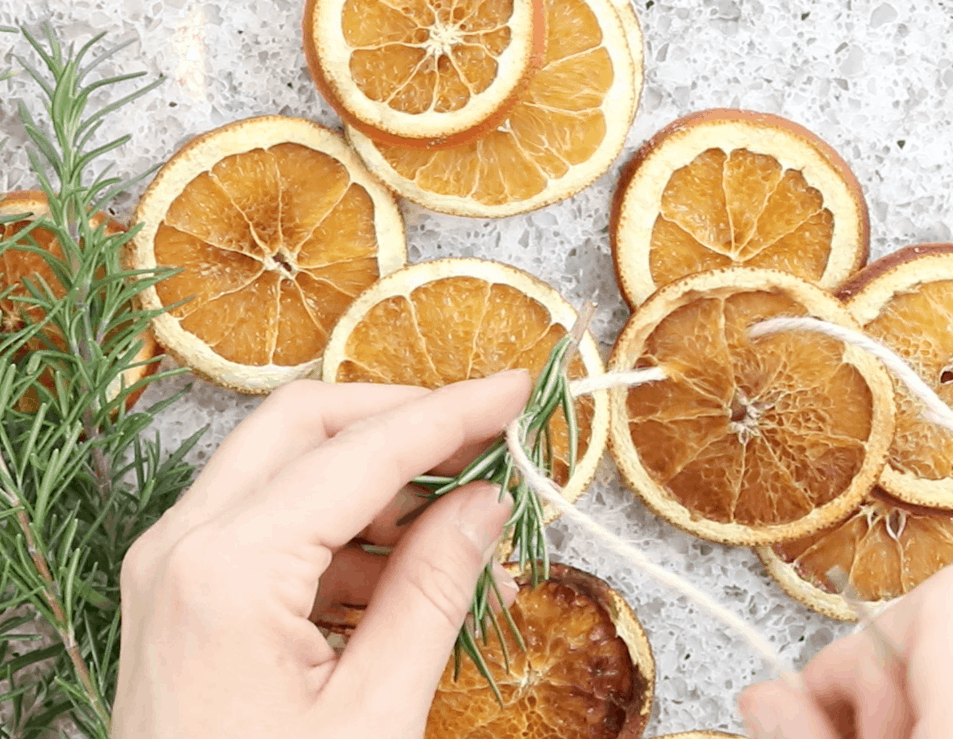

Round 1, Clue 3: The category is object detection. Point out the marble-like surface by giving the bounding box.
[1,0,952,735]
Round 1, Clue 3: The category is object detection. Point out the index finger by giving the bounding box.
[238,369,531,550]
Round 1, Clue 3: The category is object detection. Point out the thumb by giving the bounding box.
[325,481,512,730]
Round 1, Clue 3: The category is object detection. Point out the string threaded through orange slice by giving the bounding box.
[840,244,953,508]
[608,268,894,546]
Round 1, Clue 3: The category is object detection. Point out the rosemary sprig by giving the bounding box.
[0,28,198,737]
[414,329,586,701]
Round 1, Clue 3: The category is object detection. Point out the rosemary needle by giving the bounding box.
[413,313,591,700]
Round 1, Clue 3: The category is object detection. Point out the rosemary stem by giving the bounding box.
[0,453,110,729]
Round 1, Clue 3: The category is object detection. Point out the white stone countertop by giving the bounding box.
[2,0,952,735]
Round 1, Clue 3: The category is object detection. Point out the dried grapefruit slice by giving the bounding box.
[840,244,953,508]
[758,487,953,621]
[1,191,159,411]
[303,0,545,147]
[346,0,642,217]
[608,268,895,545]
[130,116,406,393]
[612,110,869,307]
[322,258,608,504]
[425,562,655,739]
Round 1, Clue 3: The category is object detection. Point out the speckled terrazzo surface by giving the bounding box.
[1,0,952,735]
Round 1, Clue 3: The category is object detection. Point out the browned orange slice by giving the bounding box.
[321,258,608,504]
[608,268,895,545]
[612,109,869,307]
[304,0,546,147]
[425,562,655,739]
[840,244,953,508]
[129,116,406,393]
[759,487,953,620]
[345,0,642,217]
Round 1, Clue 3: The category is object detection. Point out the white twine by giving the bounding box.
[502,314,953,687]
[751,316,953,432]
[504,414,801,684]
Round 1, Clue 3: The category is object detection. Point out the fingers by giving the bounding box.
[242,370,531,551]
[176,381,430,525]
[322,482,512,729]
[802,631,914,738]
[312,546,389,622]
[737,679,841,738]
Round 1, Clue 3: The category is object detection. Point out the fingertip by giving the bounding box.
[737,678,839,739]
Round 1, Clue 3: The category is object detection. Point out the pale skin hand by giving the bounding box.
[112,370,531,739]
[738,564,953,738]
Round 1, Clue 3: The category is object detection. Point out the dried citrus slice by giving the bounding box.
[130,116,406,393]
[322,258,608,502]
[425,562,655,739]
[649,733,745,739]
[839,244,953,508]
[346,0,642,217]
[612,109,869,307]
[758,487,953,621]
[608,267,895,546]
[0,191,159,411]
[303,0,545,147]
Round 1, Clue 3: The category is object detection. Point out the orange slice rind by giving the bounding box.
[612,109,869,307]
[608,267,895,546]
[840,244,953,508]
[130,115,406,394]
[321,257,609,510]
[425,562,655,739]
[346,0,642,217]
[758,487,953,621]
[304,0,546,147]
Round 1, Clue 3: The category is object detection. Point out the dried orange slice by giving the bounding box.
[130,116,406,394]
[425,562,655,739]
[1,191,160,411]
[612,109,869,307]
[322,258,608,502]
[758,487,953,621]
[839,244,953,508]
[346,0,642,217]
[608,268,895,546]
[303,0,545,147]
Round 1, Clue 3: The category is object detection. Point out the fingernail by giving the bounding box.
[457,484,513,560]
[490,559,518,596]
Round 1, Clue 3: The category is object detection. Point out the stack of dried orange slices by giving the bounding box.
[758,244,953,619]
[607,109,953,621]
[304,0,645,217]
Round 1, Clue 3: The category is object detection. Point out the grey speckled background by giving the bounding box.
[1,0,952,735]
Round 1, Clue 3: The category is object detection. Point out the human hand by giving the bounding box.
[737,563,953,738]
[112,370,531,739]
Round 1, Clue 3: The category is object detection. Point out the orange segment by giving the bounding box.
[841,244,953,508]
[761,488,953,620]
[305,0,544,144]
[424,564,654,739]
[609,268,895,546]
[130,116,406,393]
[345,0,642,217]
[612,109,869,307]
[322,258,609,509]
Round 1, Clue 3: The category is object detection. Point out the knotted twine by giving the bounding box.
[505,316,953,688]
